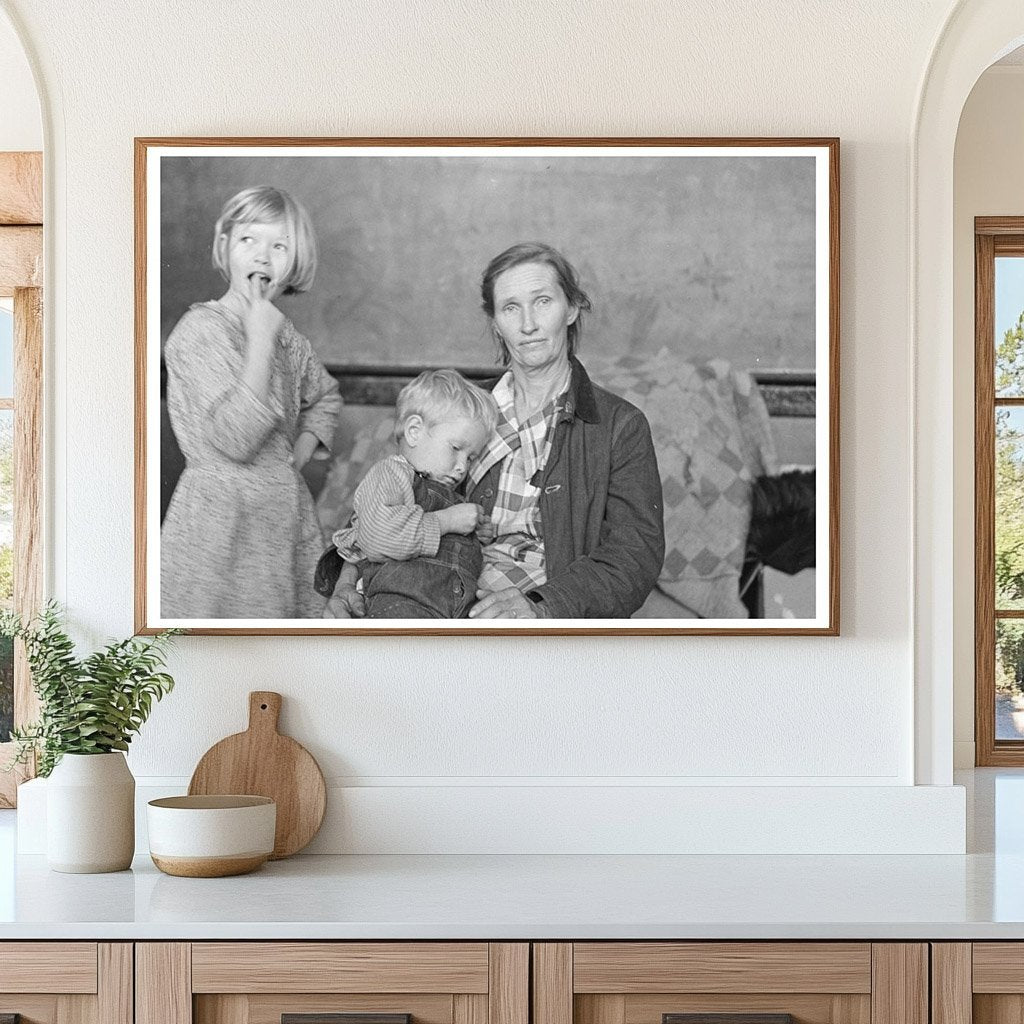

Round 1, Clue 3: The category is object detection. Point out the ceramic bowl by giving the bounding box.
[147,795,276,877]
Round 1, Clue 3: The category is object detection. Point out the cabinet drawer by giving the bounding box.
[570,943,872,1024]
[139,942,528,1024]
[572,944,872,994]
[0,942,98,993]
[191,943,490,993]
[973,944,1024,992]
[534,943,926,1024]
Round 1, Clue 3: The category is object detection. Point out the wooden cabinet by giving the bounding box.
[932,943,1024,1024]
[0,938,949,1024]
[532,943,929,1024]
[0,943,132,1024]
[135,944,528,1024]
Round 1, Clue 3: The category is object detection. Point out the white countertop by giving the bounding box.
[1,768,1022,941]
[0,849,1020,941]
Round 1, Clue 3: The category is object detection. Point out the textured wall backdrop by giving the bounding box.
[1,0,973,852]
[158,153,816,374]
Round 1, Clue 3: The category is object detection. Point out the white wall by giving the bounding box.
[0,10,40,152]
[1,0,972,852]
[952,66,1024,768]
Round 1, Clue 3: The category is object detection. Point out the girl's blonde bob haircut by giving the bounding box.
[212,186,318,295]
[394,369,499,444]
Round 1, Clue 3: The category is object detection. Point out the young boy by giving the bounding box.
[321,369,499,619]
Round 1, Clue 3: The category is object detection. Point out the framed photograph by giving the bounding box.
[135,137,838,636]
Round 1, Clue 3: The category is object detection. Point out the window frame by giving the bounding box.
[0,152,43,807]
[975,217,1024,765]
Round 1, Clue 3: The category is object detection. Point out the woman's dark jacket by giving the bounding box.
[466,357,665,618]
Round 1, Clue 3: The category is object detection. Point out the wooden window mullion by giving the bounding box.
[13,286,42,728]
[976,230,997,763]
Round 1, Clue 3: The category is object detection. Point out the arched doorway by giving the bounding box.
[914,1,1024,784]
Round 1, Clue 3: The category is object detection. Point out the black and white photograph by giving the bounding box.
[135,139,838,635]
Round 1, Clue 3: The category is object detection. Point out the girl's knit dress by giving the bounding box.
[161,301,341,618]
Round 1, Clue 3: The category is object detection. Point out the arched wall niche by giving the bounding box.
[914,0,1024,785]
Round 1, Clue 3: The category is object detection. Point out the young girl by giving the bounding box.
[161,186,342,619]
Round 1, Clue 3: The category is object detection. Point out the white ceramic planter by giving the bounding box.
[46,752,135,873]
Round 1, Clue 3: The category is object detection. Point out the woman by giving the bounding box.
[325,242,665,620]
[464,242,665,619]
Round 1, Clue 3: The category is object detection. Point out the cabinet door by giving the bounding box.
[533,944,928,1024]
[0,943,131,1024]
[137,943,528,1024]
[942,942,1024,1024]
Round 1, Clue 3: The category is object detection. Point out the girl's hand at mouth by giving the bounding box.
[243,273,284,349]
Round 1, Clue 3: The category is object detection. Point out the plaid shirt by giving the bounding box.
[469,370,568,594]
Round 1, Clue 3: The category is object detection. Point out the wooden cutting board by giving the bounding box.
[188,691,326,859]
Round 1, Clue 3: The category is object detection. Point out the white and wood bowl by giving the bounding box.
[147,795,276,877]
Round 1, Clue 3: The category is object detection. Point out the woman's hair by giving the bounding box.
[394,369,499,443]
[211,186,318,295]
[480,242,592,365]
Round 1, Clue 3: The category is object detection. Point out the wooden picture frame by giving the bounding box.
[135,137,839,636]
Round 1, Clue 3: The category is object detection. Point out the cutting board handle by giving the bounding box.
[248,691,282,734]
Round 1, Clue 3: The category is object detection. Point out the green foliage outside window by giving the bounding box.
[995,405,1024,607]
[996,312,1024,694]
[997,621,1024,694]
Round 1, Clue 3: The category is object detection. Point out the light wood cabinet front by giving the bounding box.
[933,942,1024,1024]
[0,936,941,1024]
[533,944,927,1024]
[136,943,527,1024]
[0,942,131,1024]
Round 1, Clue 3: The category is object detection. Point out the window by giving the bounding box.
[0,152,43,806]
[975,218,1024,764]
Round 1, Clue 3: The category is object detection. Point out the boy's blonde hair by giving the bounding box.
[394,369,499,444]
[212,186,318,295]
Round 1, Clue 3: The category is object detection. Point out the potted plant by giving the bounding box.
[2,602,179,873]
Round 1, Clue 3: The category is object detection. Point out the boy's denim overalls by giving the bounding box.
[360,472,482,618]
